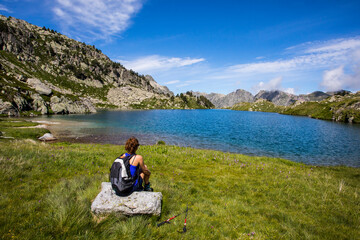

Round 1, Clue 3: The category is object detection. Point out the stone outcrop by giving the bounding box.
[27,78,52,95]
[107,87,167,108]
[50,96,96,114]
[91,182,162,216]
[0,99,16,115]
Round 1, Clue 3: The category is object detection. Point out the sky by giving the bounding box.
[1,0,360,95]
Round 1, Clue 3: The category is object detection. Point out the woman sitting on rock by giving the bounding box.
[116,137,153,193]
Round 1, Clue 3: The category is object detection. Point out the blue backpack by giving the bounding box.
[109,154,138,196]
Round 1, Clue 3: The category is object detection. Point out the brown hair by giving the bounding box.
[125,137,139,154]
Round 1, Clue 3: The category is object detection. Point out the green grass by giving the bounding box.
[0,136,359,239]
[283,102,334,120]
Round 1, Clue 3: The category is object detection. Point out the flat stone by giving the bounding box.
[91,182,162,216]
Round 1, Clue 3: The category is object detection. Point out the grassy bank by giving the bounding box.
[0,118,50,140]
[1,137,359,239]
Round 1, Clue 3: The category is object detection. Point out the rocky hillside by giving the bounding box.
[231,91,360,123]
[0,15,212,116]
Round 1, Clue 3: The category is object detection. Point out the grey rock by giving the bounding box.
[50,96,96,114]
[91,182,162,216]
[27,78,52,95]
[38,133,56,141]
[79,97,97,113]
[31,93,48,114]
[0,99,17,115]
[13,94,29,111]
[50,96,68,114]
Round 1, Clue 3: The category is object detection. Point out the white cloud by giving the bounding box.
[320,49,360,91]
[165,80,180,85]
[227,50,346,74]
[0,4,11,12]
[52,0,143,41]
[120,55,205,73]
[253,77,295,94]
[321,66,346,91]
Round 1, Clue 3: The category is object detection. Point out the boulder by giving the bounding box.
[31,93,48,114]
[38,133,56,141]
[50,96,97,114]
[91,182,162,216]
[27,78,52,95]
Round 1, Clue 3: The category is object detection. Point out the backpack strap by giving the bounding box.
[130,154,137,165]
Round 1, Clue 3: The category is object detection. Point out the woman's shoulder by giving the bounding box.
[134,154,143,160]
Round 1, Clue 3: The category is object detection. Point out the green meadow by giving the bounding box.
[0,119,359,239]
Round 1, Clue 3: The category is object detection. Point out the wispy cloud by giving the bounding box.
[226,50,346,74]
[52,0,143,41]
[0,4,11,13]
[164,80,180,85]
[305,37,360,53]
[120,55,205,72]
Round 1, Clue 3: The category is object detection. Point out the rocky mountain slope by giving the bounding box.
[0,15,212,116]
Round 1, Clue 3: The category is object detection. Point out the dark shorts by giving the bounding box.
[133,169,143,191]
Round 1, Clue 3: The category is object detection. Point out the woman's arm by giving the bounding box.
[137,155,151,175]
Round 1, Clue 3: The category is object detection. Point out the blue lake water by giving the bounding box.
[36,109,360,167]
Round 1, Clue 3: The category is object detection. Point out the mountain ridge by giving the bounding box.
[193,89,353,108]
[0,15,214,116]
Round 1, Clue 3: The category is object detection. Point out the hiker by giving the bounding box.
[110,137,153,196]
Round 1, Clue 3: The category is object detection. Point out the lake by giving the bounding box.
[34,109,360,167]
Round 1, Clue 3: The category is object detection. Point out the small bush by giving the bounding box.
[157,140,166,145]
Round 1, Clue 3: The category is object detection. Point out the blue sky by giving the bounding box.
[1,0,360,95]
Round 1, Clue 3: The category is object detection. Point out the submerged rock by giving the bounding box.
[91,182,162,216]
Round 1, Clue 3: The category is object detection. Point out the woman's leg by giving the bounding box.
[140,165,151,185]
